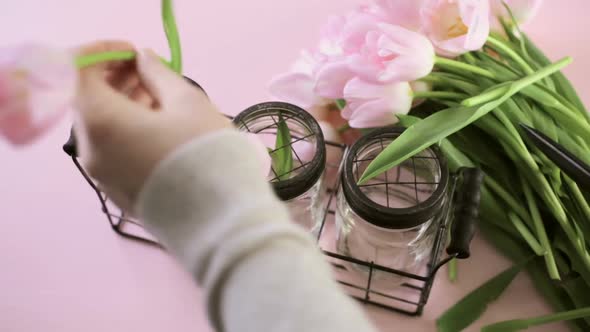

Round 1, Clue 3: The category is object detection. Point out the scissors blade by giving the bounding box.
[520,124,590,191]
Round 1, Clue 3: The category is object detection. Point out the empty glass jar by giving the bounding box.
[335,127,451,288]
[233,102,326,234]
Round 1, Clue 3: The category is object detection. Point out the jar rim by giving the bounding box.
[341,126,449,229]
[233,102,326,201]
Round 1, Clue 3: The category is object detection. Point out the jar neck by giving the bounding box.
[233,102,326,201]
[341,127,449,229]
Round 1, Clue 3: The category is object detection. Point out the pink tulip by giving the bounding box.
[491,0,543,25]
[318,16,347,57]
[345,22,435,84]
[0,44,76,145]
[421,0,490,57]
[268,51,330,110]
[342,77,412,128]
[314,58,355,99]
[410,80,432,107]
[318,9,435,85]
[372,0,425,30]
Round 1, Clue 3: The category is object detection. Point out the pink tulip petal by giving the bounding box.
[342,79,412,129]
[382,81,413,114]
[0,44,76,146]
[421,0,490,57]
[341,12,379,53]
[460,0,490,50]
[344,77,389,100]
[379,55,433,82]
[491,0,543,25]
[268,72,322,109]
[347,99,398,128]
[341,103,358,118]
[346,54,380,84]
[314,60,354,99]
[319,16,347,56]
[373,0,425,30]
[410,80,432,107]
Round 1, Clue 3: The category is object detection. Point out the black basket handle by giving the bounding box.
[62,76,205,158]
[447,167,484,259]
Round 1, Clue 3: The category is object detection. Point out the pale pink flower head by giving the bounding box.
[342,78,412,128]
[313,7,434,98]
[345,22,435,85]
[491,0,543,25]
[268,50,329,110]
[372,0,426,30]
[0,44,76,145]
[421,0,490,57]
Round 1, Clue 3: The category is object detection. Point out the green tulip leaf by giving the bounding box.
[273,114,293,181]
[358,57,572,184]
[481,307,590,332]
[436,261,529,332]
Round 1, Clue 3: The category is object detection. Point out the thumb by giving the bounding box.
[136,49,189,108]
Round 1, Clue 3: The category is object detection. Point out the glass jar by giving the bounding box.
[335,127,451,288]
[233,102,326,234]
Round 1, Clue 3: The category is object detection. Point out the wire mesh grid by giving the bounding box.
[238,113,317,182]
[353,137,443,210]
[66,138,456,316]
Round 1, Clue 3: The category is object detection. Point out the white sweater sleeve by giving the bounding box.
[135,129,377,332]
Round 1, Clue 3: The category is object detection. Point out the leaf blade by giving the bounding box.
[273,114,293,180]
[481,307,590,332]
[436,261,529,332]
[358,57,572,184]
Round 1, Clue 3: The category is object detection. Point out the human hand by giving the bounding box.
[74,41,232,212]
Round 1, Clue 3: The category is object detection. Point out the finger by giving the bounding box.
[130,86,154,108]
[136,49,204,108]
[76,70,142,126]
[110,67,141,96]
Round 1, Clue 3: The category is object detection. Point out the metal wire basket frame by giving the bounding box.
[65,137,464,316]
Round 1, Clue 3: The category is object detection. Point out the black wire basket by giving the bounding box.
[62,84,482,316]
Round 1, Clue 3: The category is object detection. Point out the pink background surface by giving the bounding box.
[1,1,589,331]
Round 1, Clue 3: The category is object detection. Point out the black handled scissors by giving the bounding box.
[520,124,590,191]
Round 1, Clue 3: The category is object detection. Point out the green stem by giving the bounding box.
[493,109,527,151]
[522,178,560,279]
[434,56,497,80]
[565,177,590,222]
[420,74,479,95]
[337,123,351,134]
[463,57,572,108]
[448,258,457,282]
[335,99,347,110]
[75,51,172,69]
[484,177,531,226]
[507,212,545,256]
[462,84,511,107]
[486,36,535,75]
[412,91,466,100]
[162,0,182,73]
[475,116,582,276]
[75,51,136,68]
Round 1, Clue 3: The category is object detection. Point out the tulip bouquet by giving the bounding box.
[270,0,590,331]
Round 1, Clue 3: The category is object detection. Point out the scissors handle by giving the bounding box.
[520,124,590,191]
